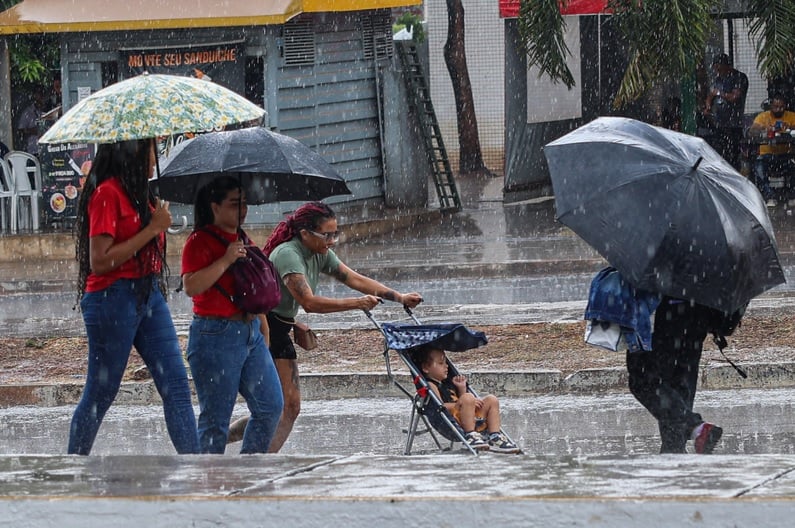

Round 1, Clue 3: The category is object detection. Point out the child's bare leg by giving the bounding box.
[480,394,502,432]
[455,393,478,431]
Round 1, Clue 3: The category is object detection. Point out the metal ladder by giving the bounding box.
[396,41,461,212]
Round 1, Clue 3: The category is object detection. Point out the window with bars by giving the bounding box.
[282,19,315,66]
[362,11,393,61]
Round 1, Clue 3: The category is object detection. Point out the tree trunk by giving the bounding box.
[443,0,490,175]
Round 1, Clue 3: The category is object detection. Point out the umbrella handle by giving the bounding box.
[167,215,188,235]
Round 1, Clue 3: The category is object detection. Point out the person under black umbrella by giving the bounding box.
[626,297,733,454]
[586,268,746,454]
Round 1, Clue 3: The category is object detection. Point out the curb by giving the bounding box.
[0,206,442,263]
[2,362,795,408]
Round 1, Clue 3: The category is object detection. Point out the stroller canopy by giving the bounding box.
[380,323,488,352]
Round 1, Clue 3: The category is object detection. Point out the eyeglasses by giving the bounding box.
[307,229,340,242]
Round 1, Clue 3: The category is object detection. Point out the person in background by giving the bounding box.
[747,92,795,207]
[48,72,62,115]
[68,139,199,455]
[180,176,283,454]
[767,66,795,111]
[703,53,748,170]
[16,87,46,156]
[228,201,423,452]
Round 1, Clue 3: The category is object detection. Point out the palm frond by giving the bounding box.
[746,0,795,80]
[609,0,720,107]
[518,0,576,89]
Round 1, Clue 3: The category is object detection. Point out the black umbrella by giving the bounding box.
[544,116,785,313]
[153,126,351,204]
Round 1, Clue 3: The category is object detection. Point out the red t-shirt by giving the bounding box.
[181,225,241,318]
[85,177,164,293]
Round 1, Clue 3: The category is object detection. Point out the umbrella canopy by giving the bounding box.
[39,73,265,144]
[544,116,785,313]
[380,323,488,352]
[153,126,351,204]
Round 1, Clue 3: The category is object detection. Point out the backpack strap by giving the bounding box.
[198,227,236,304]
[712,332,748,379]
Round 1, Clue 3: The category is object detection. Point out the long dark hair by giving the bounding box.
[74,139,164,303]
[263,201,335,256]
[193,176,242,230]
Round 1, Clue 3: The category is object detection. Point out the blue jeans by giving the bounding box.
[69,278,199,455]
[754,154,795,201]
[187,316,283,454]
[754,155,776,200]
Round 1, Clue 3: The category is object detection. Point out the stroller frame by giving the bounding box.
[366,307,517,455]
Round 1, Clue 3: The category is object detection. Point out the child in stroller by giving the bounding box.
[410,344,520,453]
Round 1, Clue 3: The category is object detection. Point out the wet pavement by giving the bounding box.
[2,177,795,334]
[2,389,795,525]
[2,175,795,524]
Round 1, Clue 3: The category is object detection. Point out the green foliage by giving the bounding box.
[1,0,58,86]
[609,0,721,107]
[395,11,425,43]
[518,0,575,89]
[8,37,48,83]
[746,0,795,80]
[517,0,744,106]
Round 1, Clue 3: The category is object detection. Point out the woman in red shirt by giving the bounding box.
[181,176,283,454]
[68,139,199,455]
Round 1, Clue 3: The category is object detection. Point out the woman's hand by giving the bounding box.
[150,199,172,234]
[399,292,423,308]
[356,295,382,311]
[222,239,246,266]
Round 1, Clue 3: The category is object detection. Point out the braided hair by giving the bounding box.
[74,139,166,305]
[263,201,335,257]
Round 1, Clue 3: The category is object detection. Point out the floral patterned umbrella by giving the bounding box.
[39,73,265,144]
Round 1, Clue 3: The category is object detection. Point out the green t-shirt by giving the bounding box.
[269,238,341,319]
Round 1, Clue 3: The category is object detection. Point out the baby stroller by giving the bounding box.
[365,307,519,455]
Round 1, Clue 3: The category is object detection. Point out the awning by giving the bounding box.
[0,0,421,35]
[499,0,609,19]
[303,0,422,12]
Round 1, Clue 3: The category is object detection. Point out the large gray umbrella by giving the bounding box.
[153,126,350,204]
[544,116,785,313]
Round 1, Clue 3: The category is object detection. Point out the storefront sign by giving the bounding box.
[39,142,94,228]
[119,41,245,94]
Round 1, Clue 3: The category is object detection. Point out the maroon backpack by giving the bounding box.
[203,228,282,314]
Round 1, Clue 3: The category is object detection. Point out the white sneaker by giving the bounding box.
[464,431,489,451]
[487,432,522,454]
[767,199,778,207]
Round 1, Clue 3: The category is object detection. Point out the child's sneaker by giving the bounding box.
[693,422,723,454]
[487,432,521,454]
[464,431,489,451]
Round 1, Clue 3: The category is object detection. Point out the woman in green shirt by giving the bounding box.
[229,201,423,452]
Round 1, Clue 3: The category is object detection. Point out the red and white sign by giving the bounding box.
[499,0,609,19]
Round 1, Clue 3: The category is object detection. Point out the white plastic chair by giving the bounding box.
[0,158,14,233]
[4,151,42,232]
